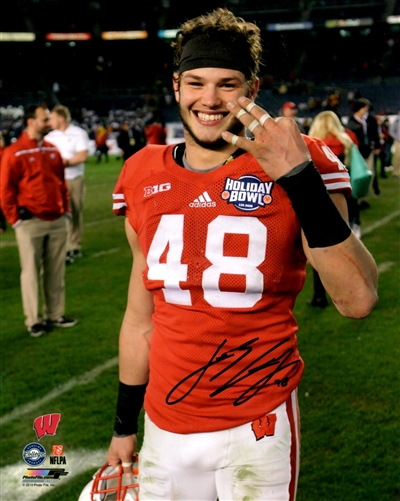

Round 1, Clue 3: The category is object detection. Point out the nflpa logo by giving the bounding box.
[52,445,64,456]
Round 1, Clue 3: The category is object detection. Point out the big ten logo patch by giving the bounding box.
[251,414,277,441]
[144,183,171,197]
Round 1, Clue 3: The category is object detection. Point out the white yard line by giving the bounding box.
[92,247,120,258]
[0,357,118,427]
[84,217,118,227]
[361,209,400,236]
[0,217,119,248]
[0,240,17,248]
[377,261,395,273]
[0,449,107,501]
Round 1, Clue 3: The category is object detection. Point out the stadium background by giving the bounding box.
[0,1,400,501]
[1,0,400,125]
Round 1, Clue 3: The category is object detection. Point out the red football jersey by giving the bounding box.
[113,136,351,434]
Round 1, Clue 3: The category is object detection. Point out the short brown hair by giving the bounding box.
[171,8,262,83]
[23,104,48,127]
[51,105,71,122]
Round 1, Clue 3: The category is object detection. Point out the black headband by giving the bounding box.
[178,33,254,77]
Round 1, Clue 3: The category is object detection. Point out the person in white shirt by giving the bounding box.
[47,105,90,263]
[389,110,400,178]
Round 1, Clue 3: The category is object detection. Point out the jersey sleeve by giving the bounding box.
[113,163,128,217]
[303,134,352,198]
[112,162,139,230]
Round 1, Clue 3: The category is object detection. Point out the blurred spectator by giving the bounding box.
[376,117,393,178]
[0,131,6,233]
[307,110,360,307]
[280,102,305,133]
[324,91,341,118]
[389,111,400,179]
[117,120,146,162]
[144,112,167,145]
[366,104,382,196]
[0,104,76,337]
[95,125,109,162]
[302,117,312,135]
[46,105,90,263]
[382,118,394,173]
[346,98,380,202]
[1,126,12,146]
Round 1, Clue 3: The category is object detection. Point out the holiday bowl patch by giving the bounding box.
[221,175,274,212]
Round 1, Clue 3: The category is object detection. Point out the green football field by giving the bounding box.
[0,155,399,501]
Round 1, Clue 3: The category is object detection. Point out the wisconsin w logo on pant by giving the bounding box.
[251,413,277,441]
[33,413,61,440]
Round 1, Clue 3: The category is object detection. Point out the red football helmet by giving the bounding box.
[78,454,139,501]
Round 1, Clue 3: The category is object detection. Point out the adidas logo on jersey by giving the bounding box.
[189,191,217,208]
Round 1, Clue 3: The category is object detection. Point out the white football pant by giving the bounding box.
[139,390,300,500]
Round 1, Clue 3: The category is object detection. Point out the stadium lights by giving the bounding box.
[0,32,35,41]
[157,29,178,39]
[387,15,400,24]
[101,31,148,40]
[266,22,313,31]
[46,33,92,41]
[325,18,373,28]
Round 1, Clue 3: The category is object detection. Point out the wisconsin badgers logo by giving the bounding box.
[251,413,277,441]
[33,413,61,440]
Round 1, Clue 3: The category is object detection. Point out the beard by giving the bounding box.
[178,104,244,151]
[39,125,51,138]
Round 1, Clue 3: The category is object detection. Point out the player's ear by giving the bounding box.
[172,73,180,102]
[248,77,259,102]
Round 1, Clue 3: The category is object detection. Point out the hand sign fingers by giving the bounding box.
[221,96,311,179]
[222,98,274,148]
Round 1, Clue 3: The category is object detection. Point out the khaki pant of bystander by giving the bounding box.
[392,141,400,178]
[15,216,68,327]
[66,175,85,252]
[366,151,375,194]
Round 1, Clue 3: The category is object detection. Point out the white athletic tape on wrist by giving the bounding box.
[245,102,256,113]
[236,109,247,119]
[122,462,133,467]
[259,113,271,126]
[248,120,260,133]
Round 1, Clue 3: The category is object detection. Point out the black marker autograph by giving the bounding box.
[166,337,300,407]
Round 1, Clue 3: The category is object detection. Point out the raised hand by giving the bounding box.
[222,96,311,180]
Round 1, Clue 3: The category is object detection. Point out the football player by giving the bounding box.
[107,8,378,501]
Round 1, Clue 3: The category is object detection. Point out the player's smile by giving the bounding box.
[174,67,257,148]
[194,111,228,124]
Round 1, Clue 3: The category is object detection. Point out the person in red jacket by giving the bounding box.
[144,112,167,145]
[0,104,77,337]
